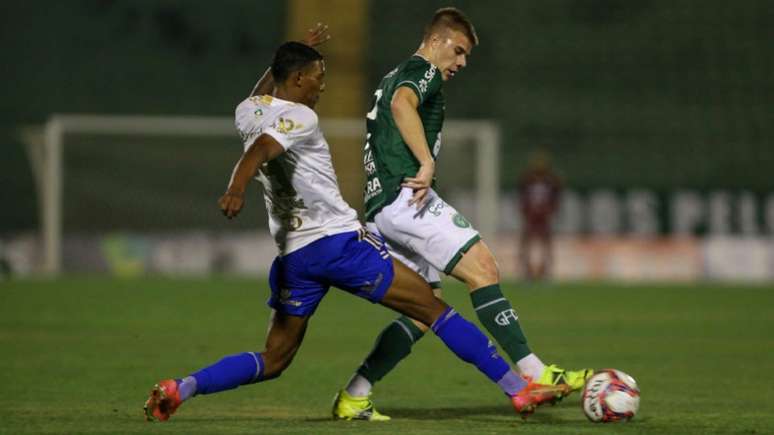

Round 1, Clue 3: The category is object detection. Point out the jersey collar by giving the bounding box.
[412,53,430,63]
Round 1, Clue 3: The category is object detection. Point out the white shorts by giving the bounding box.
[369,187,480,285]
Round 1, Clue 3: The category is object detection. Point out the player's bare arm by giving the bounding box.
[392,86,435,207]
[219,134,285,219]
[249,23,331,97]
[248,68,274,98]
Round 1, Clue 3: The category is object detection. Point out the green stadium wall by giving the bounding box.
[2,0,771,234]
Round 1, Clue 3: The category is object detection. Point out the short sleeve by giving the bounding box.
[263,105,319,150]
[395,62,442,104]
[234,97,267,149]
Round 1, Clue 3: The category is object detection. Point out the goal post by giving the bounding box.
[21,114,501,276]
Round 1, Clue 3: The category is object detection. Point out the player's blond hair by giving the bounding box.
[424,7,479,46]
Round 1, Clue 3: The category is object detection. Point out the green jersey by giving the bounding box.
[363,55,445,220]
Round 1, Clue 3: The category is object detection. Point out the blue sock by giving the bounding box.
[188,352,264,396]
[431,307,527,396]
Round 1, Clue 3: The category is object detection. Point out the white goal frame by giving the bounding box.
[22,114,501,275]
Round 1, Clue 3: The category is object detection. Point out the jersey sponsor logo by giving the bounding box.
[424,65,437,80]
[363,137,377,175]
[418,78,428,94]
[452,213,471,228]
[494,308,519,326]
[364,159,376,176]
[260,158,307,224]
[365,177,383,201]
[417,65,437,94]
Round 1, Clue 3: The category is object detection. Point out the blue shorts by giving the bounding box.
[267,229,394,316]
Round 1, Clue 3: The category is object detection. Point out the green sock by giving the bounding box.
[471,284,532,362]
[356,316,425,384]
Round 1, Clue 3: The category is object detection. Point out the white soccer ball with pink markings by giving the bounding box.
[581,369,640,422]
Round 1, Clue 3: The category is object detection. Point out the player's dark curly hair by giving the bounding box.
[271,41,323,83]
[425,7,479,46]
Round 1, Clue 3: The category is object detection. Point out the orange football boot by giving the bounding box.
[511,380,571,418]
[144,379,182,422]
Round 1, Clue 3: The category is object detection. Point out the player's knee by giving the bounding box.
[262,358,291,380]
[454,242,500,289]
[478,255,500,283]
[261,347,297,379]
[467,253,499,288]
[402,295,446,328]
[411,288,448,326]
[423,298,451,327]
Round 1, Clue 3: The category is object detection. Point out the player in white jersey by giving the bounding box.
[234,93,362,255]
[143,29,567,423]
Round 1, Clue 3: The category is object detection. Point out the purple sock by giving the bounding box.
[431,307,527,396]
[176,376,197,401]
[189,352,264,396]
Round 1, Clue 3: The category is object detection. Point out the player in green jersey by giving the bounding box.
[333,7,593,421]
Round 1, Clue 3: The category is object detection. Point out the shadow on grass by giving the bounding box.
[126,404,622,426]
[301,405,579,424]
[385,405,515,419]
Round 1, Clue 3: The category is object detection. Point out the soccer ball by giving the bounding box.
[581,369,640,422]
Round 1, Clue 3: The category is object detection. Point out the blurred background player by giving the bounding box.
[518,151,562,281]
[333,7,591,421]
[143,31,567,423]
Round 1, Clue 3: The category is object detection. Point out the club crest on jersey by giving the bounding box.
[275,117,302,134]
[452,213,470,228]
[494,309,519,326]
[428,200,444,217]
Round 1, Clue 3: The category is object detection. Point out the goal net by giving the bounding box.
[22,114,501,275]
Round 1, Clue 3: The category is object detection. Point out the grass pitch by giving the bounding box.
[1,277,772,434]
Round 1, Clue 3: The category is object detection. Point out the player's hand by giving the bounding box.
[303,22,331,48]
[402,162,435,208]
[218,191,245,219]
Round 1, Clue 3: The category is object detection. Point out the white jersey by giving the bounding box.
[234,95,361,255]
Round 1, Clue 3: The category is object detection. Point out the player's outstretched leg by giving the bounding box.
[336,240,592,417]
[452,240,593,394]
[144,311,308,422]
[335,259,568,419]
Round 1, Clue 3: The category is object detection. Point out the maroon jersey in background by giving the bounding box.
[518,168,562,235]
[517,153,561,281]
